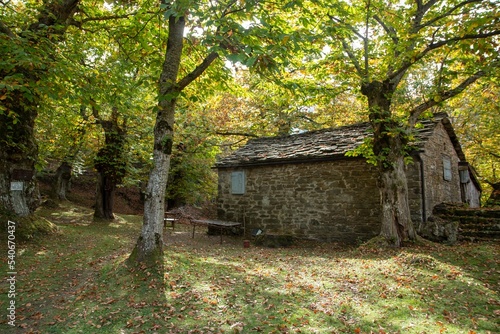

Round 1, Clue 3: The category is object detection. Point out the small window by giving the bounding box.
[443,157,452,181]
[231,171,245,194]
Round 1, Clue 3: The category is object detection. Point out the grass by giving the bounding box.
[0,202,498,333]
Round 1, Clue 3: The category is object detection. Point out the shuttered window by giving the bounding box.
[231,171,245,194]
[443,157,452,181]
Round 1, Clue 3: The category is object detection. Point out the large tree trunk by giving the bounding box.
[378,152,416,246]
[0,93,40,216]
[94,172,116,220]
[0,0,80,217]
[362,80,417,247]
[128,14,186,266]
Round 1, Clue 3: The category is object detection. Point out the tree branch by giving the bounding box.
[373,14,399,45]
[341,39,364,77]
[176,52,219,92]
[28,0,80,33]
[408,70,485,125]
[329,15,365,40]
[329,15,367,78]
[414,0,483,32]
[412,0,439,33]
[0,19,16,37]
[215,131,259,138]
[389,30,500,82]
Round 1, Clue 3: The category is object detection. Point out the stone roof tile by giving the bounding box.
[216,113,460,167]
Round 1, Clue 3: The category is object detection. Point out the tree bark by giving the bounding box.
[0,100,39,216]
[93,108,127,220]
[128,14,186,266]
[0,0,80,217]
[53,161,72,200]
[94,172,116,220]
[362,80,417,247]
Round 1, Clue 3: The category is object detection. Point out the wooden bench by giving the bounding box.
[190,219,242,244]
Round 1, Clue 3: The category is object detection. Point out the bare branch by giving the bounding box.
[373,15,399,45]
[329,15,365,40]
[408,70,485,125]
[364,2,370,78]
[329,15,368,78]
[412,0,439,33]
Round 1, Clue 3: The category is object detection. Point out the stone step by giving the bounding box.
[459,223,500,231]
[459,230,500,240]
[458,234,500,242]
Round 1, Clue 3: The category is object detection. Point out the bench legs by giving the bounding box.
[190,223,227,244]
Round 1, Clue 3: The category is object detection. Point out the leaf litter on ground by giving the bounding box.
[0,203,498,333]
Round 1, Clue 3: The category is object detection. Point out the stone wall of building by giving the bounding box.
[406,158,424,227]
[420,123,462,220]
[217,159,382,243]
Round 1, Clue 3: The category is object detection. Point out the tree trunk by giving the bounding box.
[0,91,40,217]
[378,154,416,246]
[362,80,417,247]
[0,0,80,217]
[53,162,72,200]
[128,14,186,266]
[92,107,127,220]
[94,172,116,220]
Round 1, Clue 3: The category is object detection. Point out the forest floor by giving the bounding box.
[0,201,499,333]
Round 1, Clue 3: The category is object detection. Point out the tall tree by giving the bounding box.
[129,1,217,265]
[92,106,127,220]
[0,0,80,216]
[308,0,500,246]
[128,0,296,265]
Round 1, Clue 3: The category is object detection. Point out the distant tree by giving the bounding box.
[53,162,73,201]
[92,106,127,220]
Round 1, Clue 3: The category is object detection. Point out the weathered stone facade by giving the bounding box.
[217,159,381,243]
[420,122,463,216]
[216,113,481,243]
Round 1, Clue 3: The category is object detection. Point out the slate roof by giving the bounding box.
[216,113,465,167]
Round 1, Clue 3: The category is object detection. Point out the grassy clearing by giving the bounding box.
[0,203,498,333]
